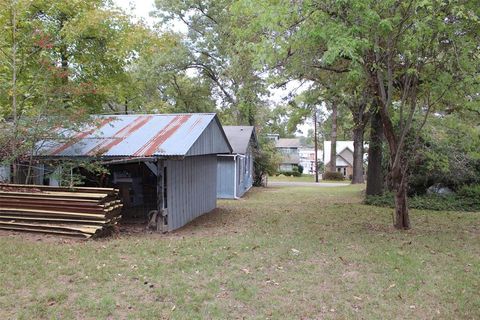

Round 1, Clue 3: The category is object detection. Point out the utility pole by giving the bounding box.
[313,106,319,183]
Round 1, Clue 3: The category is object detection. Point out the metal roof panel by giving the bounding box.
[38,113,227,158]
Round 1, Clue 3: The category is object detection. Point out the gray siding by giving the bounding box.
[166,155,217,231]
[217,156,235,198]
[187,119,231,156]
[0,165,10,182]
[216,147,254,199]
[236,148,254,198]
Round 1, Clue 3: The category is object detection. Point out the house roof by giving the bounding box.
[37,113,232,159]
[323,141,354,166]
[276,138,301,148]
[222,126,257,154]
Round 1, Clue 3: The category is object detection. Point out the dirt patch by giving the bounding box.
[362,222,397,234]
[0,229,84,244]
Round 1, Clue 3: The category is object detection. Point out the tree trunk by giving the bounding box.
[313,108,319,182]
[366,109,384,195]
[393,171,410,229]
[329,104,337,172]
[351,125,364,184]
[378,106,411,229]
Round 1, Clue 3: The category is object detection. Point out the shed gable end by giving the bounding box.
[186,118,231,156]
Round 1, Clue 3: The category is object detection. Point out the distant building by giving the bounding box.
[266,133,280,141]
[323,141,354,178]
[276,138,301,172]
[217,126,258,199]
[299,147,323,175]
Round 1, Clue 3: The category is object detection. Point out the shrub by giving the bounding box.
[292,166,302,177]
[292,170,301,177]
[458,184,480,199]
[365,191,480,212]
[323,171,344,181]
[283,171,292,176]
[297,165,304,174]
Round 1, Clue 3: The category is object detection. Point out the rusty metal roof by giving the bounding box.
[38,113,232,158]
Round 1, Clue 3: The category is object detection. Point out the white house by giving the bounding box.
[323,141,354,178]
[299,147,323,175]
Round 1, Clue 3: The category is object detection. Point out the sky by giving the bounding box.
[113,0,156,24]
[112,0,312,135]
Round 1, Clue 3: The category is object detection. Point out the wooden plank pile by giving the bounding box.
[0,184,122,239]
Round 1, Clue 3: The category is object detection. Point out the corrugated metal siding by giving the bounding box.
[216,146,254,199]
[238,147,254,197]
[0,166,10,182]
[217,157,235,198]
[166,155,217,231]
[186,118,231,156]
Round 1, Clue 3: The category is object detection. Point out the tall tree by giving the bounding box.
[154,0,268,125]
[235,0,479,229]
[0,0,156,181]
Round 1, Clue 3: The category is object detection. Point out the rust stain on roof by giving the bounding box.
[186,117,203,134]
[87,115,153,156]
[51,117,115,156]
[133,114,192,156]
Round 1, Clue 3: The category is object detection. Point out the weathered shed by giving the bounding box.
[217,126,257,199]
[36,113,232,231]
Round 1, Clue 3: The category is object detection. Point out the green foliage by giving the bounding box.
[407,115,480,194]
[297,165,304,174]
[323,171,344,181]
[281,166,302,177]
[47,160,109,187]
[253,136,280,186]
[154,0,269,125]
[458,184,480,200]
[365,192,480,212]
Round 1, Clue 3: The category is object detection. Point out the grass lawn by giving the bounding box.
[0,185,478,319]
[268,174,341,183]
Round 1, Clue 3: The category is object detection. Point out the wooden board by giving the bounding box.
[0,208,106,219]
[0,221,101,234]
[0,191,107,200]
[0,183,118,194]
[0,216,108,225]
[0,226,90,238]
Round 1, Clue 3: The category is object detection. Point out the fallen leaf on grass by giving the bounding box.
[241,268,250,274]
[291,248,300,255]
[265,279,279,286]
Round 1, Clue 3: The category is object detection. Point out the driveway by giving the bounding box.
[268,181,350,187]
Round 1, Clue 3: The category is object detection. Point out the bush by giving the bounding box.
[458,184,480,199]
[365,191,480,212]
[292,166,302,177]
[283,171,292,176]
[292,170,301,177]
[323,171,344,181]
[297,165,304,174]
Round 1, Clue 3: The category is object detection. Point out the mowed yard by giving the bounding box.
[0,185,478,319]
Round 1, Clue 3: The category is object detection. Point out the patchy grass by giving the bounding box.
[269,174,343,183]
[0,185,479,319]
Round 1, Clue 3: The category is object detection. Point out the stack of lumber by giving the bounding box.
[0,184,122,238]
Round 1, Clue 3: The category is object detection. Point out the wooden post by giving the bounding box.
[156,160,166,232]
